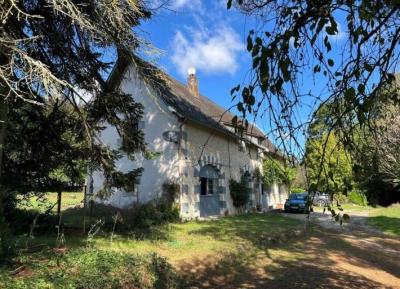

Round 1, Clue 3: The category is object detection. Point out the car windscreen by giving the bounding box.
[290,194,308,200]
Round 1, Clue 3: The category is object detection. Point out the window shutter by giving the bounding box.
[194,185,200,194]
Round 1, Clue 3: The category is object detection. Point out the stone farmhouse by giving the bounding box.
[87,56,289,218]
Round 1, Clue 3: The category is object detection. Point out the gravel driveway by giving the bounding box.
[280,210,380,233]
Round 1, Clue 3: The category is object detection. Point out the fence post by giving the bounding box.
[57,191,62,224]
[82,185,87,233]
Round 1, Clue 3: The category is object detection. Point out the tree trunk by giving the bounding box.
[0,97,8,179]
[0,52,10,260]
[57,191,62,225]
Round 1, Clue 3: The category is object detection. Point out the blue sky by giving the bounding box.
[137,0,351,152]
[140,1,251,106]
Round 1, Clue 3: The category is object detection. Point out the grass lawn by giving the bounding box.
[314,203,400,237]
[17,191,84,213]
[5,196,400,288]
[14,213,303,265]
[366,205,400,237]
[5,212,400,289]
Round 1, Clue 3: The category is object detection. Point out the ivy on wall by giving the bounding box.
[229,178,250,208]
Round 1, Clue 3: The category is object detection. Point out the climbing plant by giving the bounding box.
[262,157,296,187]
[229,178,250,209]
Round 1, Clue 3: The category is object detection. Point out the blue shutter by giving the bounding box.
[194,185,201,194]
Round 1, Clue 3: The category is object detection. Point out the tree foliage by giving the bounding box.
[352,83,400,205]
[306,81,400,205]
[305,103,353,195]
[0,0,153,258]
[229,178,251,208]
[0,0,152,198]
[306,132,353,195]
[228,0,400,161]
[262,157,296,187]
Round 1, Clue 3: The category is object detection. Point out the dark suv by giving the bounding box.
[284,193,309,213]
[310,192,331,207]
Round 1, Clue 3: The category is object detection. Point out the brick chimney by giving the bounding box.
[187,67,199,97]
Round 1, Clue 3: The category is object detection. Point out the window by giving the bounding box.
[207,178,214,194]
[200,177,214,195]
[199,165,219,195]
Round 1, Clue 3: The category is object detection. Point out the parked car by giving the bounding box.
[310,192,331,207]
[284,193,310,213]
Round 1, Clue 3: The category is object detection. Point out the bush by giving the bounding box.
[162,181,180,204]
[0,249,182,289]
[333,190,367,206]
[348,190,368,206]
[7,197,180,238]
[229,178,250,208]
[5,208,58,235]
[132,201,180,229]
[333,193,348,205]
[291,187,306,194]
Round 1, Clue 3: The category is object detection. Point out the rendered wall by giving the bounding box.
[89,65,181,208]
[89,64,288,215]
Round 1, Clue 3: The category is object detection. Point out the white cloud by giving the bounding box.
[150,0,202,10]
[171,0,201,9]
[332,22,346,41]
[170,24,242,76]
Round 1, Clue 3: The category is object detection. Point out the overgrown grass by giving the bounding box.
[367,204,400,237]
[3,212,305,288]
[0,249,182,289]
[5,209,399,288]
[12,213,303,265]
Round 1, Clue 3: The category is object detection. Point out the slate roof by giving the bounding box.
[108,54,278,154]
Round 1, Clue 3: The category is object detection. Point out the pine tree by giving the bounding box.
[0,0,153,256]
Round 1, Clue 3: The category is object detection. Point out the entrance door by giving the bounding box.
[199,165,220,217]
[200,195,220,217]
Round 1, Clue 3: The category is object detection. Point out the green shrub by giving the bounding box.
[0,249,182,289]
[162,181,180,204]
[333,190,367,206]
[263,157,296,186]
[132,201,180,229]
[291,187,306,194]
[333,192,348,205]
[229,178,250,208]
[348,190,367,206]
[8,198,180,237]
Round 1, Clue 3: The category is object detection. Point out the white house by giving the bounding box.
[87,56,288,218]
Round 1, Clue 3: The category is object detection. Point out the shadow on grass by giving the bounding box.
[9,206,175,252]
[188,213,305,249]
[179,229,399,289]
[365,215,400,236]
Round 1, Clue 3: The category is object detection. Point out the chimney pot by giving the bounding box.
[187,67,199,97]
